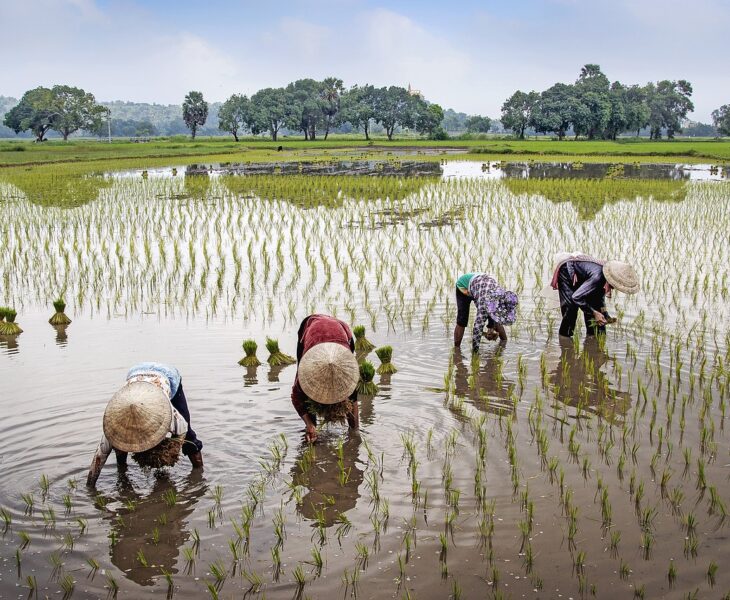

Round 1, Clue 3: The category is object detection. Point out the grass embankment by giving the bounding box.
[1,136,729,169]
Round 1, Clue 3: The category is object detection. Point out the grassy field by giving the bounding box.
[1,135,729,168]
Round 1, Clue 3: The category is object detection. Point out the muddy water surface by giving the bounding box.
[1,168,729,599]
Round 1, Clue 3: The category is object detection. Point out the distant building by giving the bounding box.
[407,83,423,99]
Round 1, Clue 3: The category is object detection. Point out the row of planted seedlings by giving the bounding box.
[1,175,729,338]
[2,312,727,598]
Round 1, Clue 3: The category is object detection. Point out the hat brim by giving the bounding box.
[603,261,640,295]
[103,381,171,453]
[299,343,359,405]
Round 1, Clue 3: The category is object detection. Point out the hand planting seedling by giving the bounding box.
[375,346,397,374]
[266,337,296,365]
[239,339,262,366]
[48,297,72,325]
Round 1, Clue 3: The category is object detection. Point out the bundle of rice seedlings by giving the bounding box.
[238,339,262,367]
[0,307,23,335]
[356,361,379,396]
[48,298,72,325]
[375,346,397,375]
[304,398,354,424]
[266,337,296,366]
[132,437,184,469]
[353,325,376,354]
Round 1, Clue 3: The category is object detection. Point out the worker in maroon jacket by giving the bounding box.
[291,314,360,443]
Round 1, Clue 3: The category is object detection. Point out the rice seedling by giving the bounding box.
[707,561,718,586]
[375,345,398,374]
[20,492,34,515]
[238,339,262,366]
[266,337,296,365]
[0,507,11,532]
[26,574,37,598]
[353,324,376,354]
[49,297,72,325]
[106,573,119,599]
[60,574,75,599]
[356,360,379,396]
[0,307,23,335]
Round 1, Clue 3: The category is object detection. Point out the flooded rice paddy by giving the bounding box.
[1,161,730,599]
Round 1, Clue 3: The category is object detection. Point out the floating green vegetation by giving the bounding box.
[503,177,688,219]
[221,174,437,207]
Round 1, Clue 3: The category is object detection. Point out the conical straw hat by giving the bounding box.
[603,261,640,295]
[103,381,171,453]
[299,343,359,405]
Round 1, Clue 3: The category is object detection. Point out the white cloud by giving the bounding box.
[0,1,726,120]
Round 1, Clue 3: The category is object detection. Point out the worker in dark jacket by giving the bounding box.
[551,253,640,338]
[291,314,360,443]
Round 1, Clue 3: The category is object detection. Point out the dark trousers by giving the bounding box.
[557,267,606,338]
[455,286,473,327]
[171,382,203,456]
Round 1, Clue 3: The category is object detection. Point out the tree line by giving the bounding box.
[501,64,702,140]
[213,79,447,142]
[4,69,729,142]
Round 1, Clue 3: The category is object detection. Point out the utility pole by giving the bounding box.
[107,108,112,143]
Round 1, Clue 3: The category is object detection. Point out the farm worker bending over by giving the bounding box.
[453,273,519,352]
[550,252,640,338]
[291,314,360,443]
[86,362,204,487]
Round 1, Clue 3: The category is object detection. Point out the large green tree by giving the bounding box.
[50,85,107,140]
[373,86,415,141]
[414,103,444,138]
[340,84,378,140]
[712,104,730,136]
[3,87,58,141]
[572,64,610,139]
[182,91,208,139]
[530,84,576,140]
[320,77,344,140]
[465,115,492,133]
[286,79,325,140]
[623,85,650,137]
[249,88,289,141]
[501,90,539,139]
[646,80,693,139]
[218,94,252,141]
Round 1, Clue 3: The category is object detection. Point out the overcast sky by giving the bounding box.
[1,0,727,121]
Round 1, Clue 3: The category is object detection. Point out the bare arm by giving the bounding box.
[86,435,113,487]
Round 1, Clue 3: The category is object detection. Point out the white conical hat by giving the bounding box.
[299,343,359,405]
[102,381,171,453]
[603,261,640,294]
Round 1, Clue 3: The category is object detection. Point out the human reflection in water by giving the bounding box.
[549,336,631,419]
[99,470,207,586]
[290,433,363,527]
[452,346,516,415]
